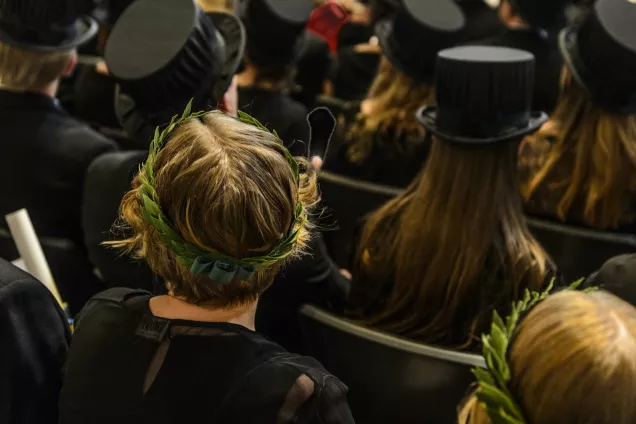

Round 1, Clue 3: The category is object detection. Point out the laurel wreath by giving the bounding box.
[138,100,305,271]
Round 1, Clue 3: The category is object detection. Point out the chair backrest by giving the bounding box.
[319,170,402,267]
[527,217,636,281]
[299,305,484,424]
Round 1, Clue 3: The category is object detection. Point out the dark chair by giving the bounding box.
[527,217,636,281]
[318,170,402,267]
[299,305,484,424]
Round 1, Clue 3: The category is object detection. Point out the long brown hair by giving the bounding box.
[111,111,319,307]
[343,56,435,164]
[350,137,552,349]
[459,290,636,424]
[522,68,636,229]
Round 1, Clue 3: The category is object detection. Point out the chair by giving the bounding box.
[526,217,636,281]
[318,171,403,267]
[299,305,484,424]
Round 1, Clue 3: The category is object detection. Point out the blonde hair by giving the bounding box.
[522,68,636,229]
[351,137,552,349]
[111,111,319,307]
[197,0,234,12]
[344,56,435,164]
[459,290,636,424]
[0,41,73,91]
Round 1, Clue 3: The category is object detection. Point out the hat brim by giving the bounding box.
[416,105,548,144]
[0,15,98,52]
[206,11,246,104]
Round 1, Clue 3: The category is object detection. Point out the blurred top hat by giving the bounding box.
[559,0,636,114]
[0,0,98,51]
[241,0,313,66]
[509,0,571,30]
[105,0,245,120]
[375,0,465,84]
[104,0,134,25]
[417,46,548,144]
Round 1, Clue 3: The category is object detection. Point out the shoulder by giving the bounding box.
[48,115,118,165]
[86,150,146,184]
[587,254,636,307]
[0,258,56,303]
[75,288,152,328]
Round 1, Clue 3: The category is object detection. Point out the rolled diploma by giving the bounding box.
[5,209,63,307]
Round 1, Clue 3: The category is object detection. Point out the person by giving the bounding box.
[82,0,246,290]
[346,46,555,350]
[481,0,569,113]
[237,0,314,155]
[0,258,71,424]
[519,0,636,233]
[0,0,117,311]
[59,106,354,424]
[325,0,465,188]
[458,289,636,424]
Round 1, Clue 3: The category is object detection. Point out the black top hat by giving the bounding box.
[509,0,571,30]
[559,0,636,114]
[0,0,98,51]
[241,0,313,66]
[375,0,465,84]
[105,0,134,25]
[105,0,246,120]
[417,46,548,144]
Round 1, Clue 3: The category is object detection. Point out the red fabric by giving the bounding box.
[307,1,350,52]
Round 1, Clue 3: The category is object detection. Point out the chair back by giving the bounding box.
[299,305,484,424]
[318,171,402,267]
[527,217,636,281]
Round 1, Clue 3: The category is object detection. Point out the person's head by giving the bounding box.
[0,43,77,91]
[353,46,551,347]
[497,0,569,30]
[459,290,636,423]
[112,109,319,307]
[343,56,434,164]
[522,0,636,229]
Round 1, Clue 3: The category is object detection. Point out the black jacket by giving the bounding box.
[0,258,71,424]
[481,29,563,114]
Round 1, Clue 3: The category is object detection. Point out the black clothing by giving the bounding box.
[59,288,354,424]
[73,65,120,130]
[294,32,332,108]
[0,258,71,424]
[0,89,116,245]
[587,254,636,306]
[325,108,431,188]
[456,0,505,43]
[238,86,310,156]
[332,47,380,101]
[481,29,563,113]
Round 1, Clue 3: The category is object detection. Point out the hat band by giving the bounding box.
[436,109,531,138]
[0,20,80,49]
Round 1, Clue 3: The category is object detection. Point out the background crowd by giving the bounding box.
[1,0,636,423]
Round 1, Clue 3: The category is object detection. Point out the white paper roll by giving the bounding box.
[5,209,63,307]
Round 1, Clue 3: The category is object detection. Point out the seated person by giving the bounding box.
[59,107,354,424]
[82,0,245,290]
[325,0,464,188]
[346,46,556,350]
[0,258,71,424]
[459,289,636,424]
[237,0,314,155]
[0,0,117,311]
[519,0,636,233]
[481,0,569,113]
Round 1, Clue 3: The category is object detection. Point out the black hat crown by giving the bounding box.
[376,0,465,83]
[106,0,227,117]
[242,0,313,66]
[560,0,636,113]
[0,0,97,51]
[418,46,548,144]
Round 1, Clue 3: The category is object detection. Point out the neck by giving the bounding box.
[149,295,258,331]
[237,64,279,91]
[0,79,60,98]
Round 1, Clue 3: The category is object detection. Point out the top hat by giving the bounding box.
[104,0,134,25]
[241,0,313,66]
[559,0,636,114]
[375,0,465,84]
[105,0,245,120]
[0,0,98,51]
[417,46,548,144]
[509,0,571,30]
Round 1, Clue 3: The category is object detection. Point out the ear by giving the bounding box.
[61,51,78,78]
